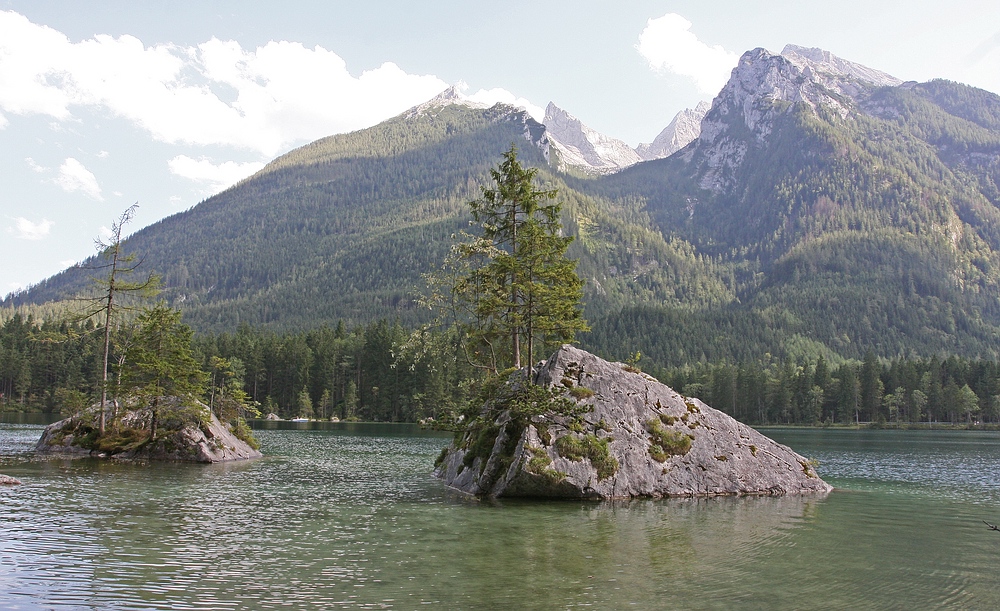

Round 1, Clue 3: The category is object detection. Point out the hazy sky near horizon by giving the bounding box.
[2,0,999,295]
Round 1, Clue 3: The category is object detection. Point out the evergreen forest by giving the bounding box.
[5,73,1000,426]
[2,312,999,426]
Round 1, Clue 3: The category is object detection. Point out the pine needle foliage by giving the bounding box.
[434,145,588,374]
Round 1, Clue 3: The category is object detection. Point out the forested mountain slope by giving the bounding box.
[9,46,1000,368]
[8,100,725,337]
[584,48,1000,363]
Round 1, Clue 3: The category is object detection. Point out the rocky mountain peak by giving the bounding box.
[690,45,902,192]
[403,85,491,119]
[403,85,551,162]
[543,102,642,175]
[637,101,711,160]
[704,45,900,138]
[404,91,718,177]
[780,44,902,88]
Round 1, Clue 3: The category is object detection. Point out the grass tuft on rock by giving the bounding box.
[554,433,619,480]
[525,446,567,483]
[646,419,694,462]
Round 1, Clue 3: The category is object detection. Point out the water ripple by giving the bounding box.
[2,424,1000,609]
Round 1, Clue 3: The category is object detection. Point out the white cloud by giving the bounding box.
[459,84,545,121]
[97,150,110,159]
[0,111,6,129]
[55,157,103,200]
[962,38,1000,98]
[25,157,46,173]
[0,11,452,155]
[0,12,74,118]
[168,155,266,193]
[636,13,738,95]
[13,216,53,240]
[59,259,76,268]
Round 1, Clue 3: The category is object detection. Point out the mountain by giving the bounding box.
[685,44,902,195]
[9,45,1000,368]
[14,102,548,330]
[585,45,1000,364]
[545,101,710,174]
[9,98,723,335]
[543,102,641,174]
[636,101,711,160]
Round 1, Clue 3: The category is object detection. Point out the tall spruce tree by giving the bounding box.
[123,305,206,439]
[439,145,587,375]
[81,204,159,435]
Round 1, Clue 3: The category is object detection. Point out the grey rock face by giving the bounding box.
[780,44,902,88]
[688,45,901,193]
[543,102,642,175]
[0,474,21,485]
[435,346,831,499]
[36,403,261,463]
[637,101,711,160]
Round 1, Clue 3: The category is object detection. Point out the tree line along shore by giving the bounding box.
[3,311,998,427]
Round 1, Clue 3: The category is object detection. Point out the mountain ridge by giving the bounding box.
[636,101,711,161]
[8,45,1000,367]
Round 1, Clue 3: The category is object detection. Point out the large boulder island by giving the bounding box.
[36,398,261,463]
[435,346,832,499]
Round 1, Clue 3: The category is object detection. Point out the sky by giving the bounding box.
[2,0,999,296]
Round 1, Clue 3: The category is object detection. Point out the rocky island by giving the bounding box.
[435,345,832,499]
[35,399,261,463]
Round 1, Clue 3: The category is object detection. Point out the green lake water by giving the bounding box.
[2,419,999,609]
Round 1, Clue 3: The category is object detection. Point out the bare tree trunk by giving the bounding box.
[96,203,143,436]
[510,200,520,369]
[99,240,118,436]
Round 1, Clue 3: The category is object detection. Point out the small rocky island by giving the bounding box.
[36,399,261,463]
[435,345,832,499]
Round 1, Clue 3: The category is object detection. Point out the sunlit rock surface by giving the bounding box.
[637,101,711,160]
[435,346,832,499]
[688,45,901,193]
[543,102,642,174]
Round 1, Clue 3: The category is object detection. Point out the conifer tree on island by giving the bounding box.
[435,145,588,378]
[429,146,591,478]
[122,304,207,440]
[79,204,159,436]
[34,204,260,457]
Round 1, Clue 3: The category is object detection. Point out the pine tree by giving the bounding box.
[437,145,588,375]
[123,305,207,439]
[860,350,884,422]
[78,204,159,435]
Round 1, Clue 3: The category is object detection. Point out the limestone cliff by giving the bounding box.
[435,346,832,499]
[636,101,711,160]
[543,102,642,174]
[687,45,902,193]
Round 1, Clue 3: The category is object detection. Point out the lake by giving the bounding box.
[1,419,999,609]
